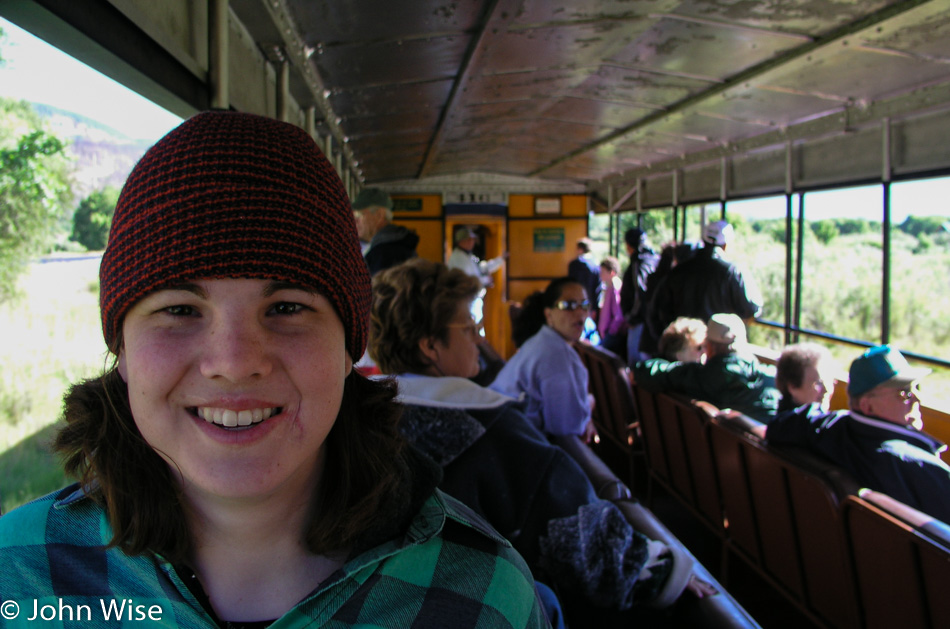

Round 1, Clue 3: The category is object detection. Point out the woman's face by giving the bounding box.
[674,335,706,364]
[544,283,589,342]
[118,278,352,504]
[788,359,835,409]
[425,300,482,378]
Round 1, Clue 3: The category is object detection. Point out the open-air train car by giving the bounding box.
[4,1,950,627]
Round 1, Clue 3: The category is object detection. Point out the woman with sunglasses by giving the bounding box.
[492,278,596,441]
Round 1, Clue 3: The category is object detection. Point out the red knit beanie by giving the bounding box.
[99,111,370,360]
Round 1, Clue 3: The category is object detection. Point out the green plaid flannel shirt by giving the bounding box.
[0,484,548,628]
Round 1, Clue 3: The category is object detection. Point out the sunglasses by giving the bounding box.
[553,299,590,312]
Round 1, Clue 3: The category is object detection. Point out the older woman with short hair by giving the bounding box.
[370,258,710,617]
[775,342,837,412]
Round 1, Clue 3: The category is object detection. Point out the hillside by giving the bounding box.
[32,103,152,198]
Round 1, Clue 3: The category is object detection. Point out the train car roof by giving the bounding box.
[5,1,950,206]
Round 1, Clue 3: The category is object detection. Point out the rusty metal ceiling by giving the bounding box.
[223,0,950,187]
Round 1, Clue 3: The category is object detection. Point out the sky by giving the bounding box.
[0,17,182,141]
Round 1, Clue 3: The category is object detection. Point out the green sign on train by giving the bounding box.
[533,227,565,253]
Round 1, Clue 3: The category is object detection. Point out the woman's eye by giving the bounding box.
[270,302,306,315]
[163,305,196,316]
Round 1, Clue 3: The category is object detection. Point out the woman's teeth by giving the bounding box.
[196,407,278,427]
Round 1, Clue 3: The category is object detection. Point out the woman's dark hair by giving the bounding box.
[512,277,584,348]
[54,359,410,563]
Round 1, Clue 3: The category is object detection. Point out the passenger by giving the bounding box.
[775,342,837,412]
[492,277,597,441]
[352,187,418,275]
[647,220,762,338]
[447,225,505,327]
[369,258,713,613]
[567,237,601,317]
[640,241,678,357]
[633,313,780,422]
[0,112,547,628]
[764,345,950,523]
[657,317,707,363]
[597,256,627,360]
[619,228,659,365]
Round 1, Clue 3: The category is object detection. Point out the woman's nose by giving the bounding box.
[199,319,273,382]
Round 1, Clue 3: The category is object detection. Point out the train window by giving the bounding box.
[725,195,791,350]
[681,204,712,244]
[798,185,885,347]
[890,176,950,406]
[889,177,950,356]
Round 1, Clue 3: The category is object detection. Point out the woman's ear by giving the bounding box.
[418,336,441,368]
[117,349,129,383]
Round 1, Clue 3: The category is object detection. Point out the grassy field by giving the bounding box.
[0,254,106,513]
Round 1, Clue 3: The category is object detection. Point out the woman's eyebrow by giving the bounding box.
[263,281,317,297]
[161,282,207,298]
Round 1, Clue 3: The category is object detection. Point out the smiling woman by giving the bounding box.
[0,111,547,628]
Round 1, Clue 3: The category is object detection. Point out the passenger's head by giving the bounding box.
[776,343,836,409]
[848,345,930,429]
[514,277,589,346]
[702,220,733,249]
[674,240,701,265]
[101,111,370,362]
[352,187,393,242]
[599,256,620,282]
[658,317,707,363]
[576,237,592,255]
[624,228,645,255]
[370,259,483,378]
[68,111,401,561]
[704,313,746,358]
[454,225,478,252]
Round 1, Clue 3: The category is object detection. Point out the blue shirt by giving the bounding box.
[491,325,590,436]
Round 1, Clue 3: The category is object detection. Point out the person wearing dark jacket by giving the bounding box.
[633,313,780,422]
[764,345,950,523]
[619,228,658,364]
[369,258,715,613]
[647,221,761,339]
[353,187,419,275]
[568,237,601,316]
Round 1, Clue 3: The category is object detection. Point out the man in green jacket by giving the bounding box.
[633,313,780,422]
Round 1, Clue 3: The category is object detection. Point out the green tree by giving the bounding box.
[71,187,119,250]
[811,219,839,244]
[0,98,73,301]
[900,215,947,238]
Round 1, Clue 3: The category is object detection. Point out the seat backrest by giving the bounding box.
[629,379,671,490]
[743,439,859,628]
[708,419,761,565]
[843,492,950,629]
[652,391,724,536]
[572,342,637,453]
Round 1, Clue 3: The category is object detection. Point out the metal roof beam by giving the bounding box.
[417,0,506,179]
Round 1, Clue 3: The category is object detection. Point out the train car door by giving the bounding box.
[444,215,508,358]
